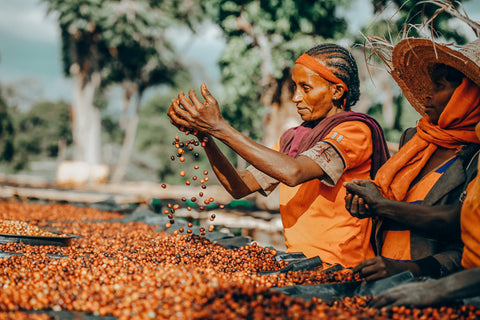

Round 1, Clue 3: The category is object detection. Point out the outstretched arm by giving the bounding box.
[370,267,480,309]
[344,179,461,236]
[201,134,262,199]
[168,83,326,187]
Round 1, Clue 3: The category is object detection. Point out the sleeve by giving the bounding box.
[300,142,344,187]
[321,121,373,172]
[300,121,373,186]
[246,165,279,196]
[245,140,281,196]
[414,244,464,278]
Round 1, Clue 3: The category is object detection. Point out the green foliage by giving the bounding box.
[366,98,420,143]
[202,0,350,138]
[0,90,15,164]
[15,100,72,157]
[43,0,110,77]
[364,0,472,44]
[0,100,73,172]
[43,0,190,90]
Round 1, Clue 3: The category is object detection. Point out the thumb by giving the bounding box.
[201,83,217,104]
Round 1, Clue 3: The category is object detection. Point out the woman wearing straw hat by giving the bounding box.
[168,43,390,267]
[344,37,480,281]
[370,120,480,309]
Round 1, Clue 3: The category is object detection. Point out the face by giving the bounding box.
[423,74,459,125]
[291,63,337,121]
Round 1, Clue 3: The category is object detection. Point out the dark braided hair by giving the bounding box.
[305,43,360,110]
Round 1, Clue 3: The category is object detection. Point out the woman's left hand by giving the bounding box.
[353,256,413,282]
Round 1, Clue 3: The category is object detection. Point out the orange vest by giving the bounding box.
[461,175,480,268]
[278,121,375,267]
[381,156,457,261]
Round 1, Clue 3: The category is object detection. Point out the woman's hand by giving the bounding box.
[353,256,417,282]
[167,83,224,134]
[344,190,371,218]
[369,281,441,309]
[344,179,385,218]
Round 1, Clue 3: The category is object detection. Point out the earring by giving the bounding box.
[333,97,337,100]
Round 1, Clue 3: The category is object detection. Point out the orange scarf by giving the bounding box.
[375,78,480,201]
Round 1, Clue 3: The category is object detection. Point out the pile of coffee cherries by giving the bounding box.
[0,220,68,238]
[0,201,478,319]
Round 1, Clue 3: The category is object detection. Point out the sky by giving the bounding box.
[0,0,479,108]
[0,0,226,108]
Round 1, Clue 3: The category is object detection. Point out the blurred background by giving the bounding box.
[0,0,479,188]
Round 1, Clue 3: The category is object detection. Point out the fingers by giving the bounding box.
[350,194,361,217]
[170,97,188,119]
[358,197,366,216]
[369,295,395,309]
[345,192,368,218]
[350,179,368,186]
[343,181,366,195]
[168,98,191,128]
[354,257,387,282]
[188,88,203,107]
[353,258,376,274]
[345,192,352,211]
[178,91,196,114]
[201,83,217,104]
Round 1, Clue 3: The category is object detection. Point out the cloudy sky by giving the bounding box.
[0,0,226,105]
[0,0,479,105]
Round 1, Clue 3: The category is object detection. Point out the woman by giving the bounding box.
[344,38,480,280]
[168,43,390,267]
[371,119,480,309]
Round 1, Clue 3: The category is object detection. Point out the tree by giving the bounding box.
[14,100,72,158]
[42,0,107,168]
[100,1,191,182]
[202,0,350,148]
[42,0,190,183]
[369,0,473,44]
[0,89,15,166]
[188,0,350,209]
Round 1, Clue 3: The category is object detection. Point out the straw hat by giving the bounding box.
[391,37,480,116]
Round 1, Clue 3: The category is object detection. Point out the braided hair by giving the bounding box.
[306,43,360,110]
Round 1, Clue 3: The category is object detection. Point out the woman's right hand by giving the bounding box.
[369,281,441,309]
[168,83,225,135]
[345,190,372,219]
[344,179,384,218]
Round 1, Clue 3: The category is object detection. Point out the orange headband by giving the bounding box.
[295,53,349,92]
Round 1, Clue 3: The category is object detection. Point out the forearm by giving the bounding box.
[373,199,460,235]
[429,268,480,303]
[202,136,259,199]
[210,120,319,186]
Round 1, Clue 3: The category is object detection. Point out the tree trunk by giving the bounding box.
[110,89,142,183]
[69,67,102,182]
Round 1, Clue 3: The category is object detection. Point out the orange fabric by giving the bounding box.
[381,231,411,261]
[375,78,480,201]
[461,122,480,269]
[461,177,480,269]
[381,157,455,261]
[277,121,374,267]
[295,53,349,92]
